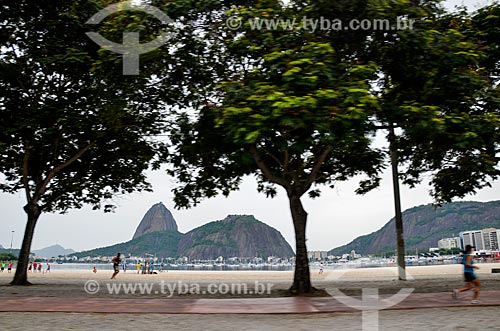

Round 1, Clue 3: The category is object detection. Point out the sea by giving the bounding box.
[46,258,462,272]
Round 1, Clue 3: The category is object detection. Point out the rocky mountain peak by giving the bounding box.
[132,202,178,239]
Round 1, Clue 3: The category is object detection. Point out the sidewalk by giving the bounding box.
[1,290,499,314]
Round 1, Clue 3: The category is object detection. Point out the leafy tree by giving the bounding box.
[0,0,164,285]
[167,1,384,294]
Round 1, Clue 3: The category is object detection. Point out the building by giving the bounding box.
[308,251,328,261]
[482,228,500,251]
[460,230,485,250]
[437,237,459,250]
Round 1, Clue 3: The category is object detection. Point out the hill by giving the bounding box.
[34,244,74,258]
[71,231,183,258]
[329,201,500,255]
[132,202,178,239]
[72,213,294,259]
[178,215,295,259]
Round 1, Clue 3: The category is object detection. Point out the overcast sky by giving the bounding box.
[0,0,496,253]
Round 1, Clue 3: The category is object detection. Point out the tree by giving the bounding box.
[0,0,164,285]
[299,0,500,279]
[167,1,384,294]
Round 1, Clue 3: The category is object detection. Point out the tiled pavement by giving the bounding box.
[1,290,499,314]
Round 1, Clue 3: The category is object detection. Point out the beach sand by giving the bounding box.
[0,263,499,298]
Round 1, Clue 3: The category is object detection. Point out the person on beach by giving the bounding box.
[93,266,97,273]
[46,263,51,273]
[452,244,480,303]
[1,262,5,272]
[319,262,324,275]
[136,262,141,274]
[8,262,12,273]
[111,253,122,279]
[28,262,33,272]
[33,261,37,272]
[37,263,42,273]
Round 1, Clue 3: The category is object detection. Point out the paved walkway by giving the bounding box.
[1,290,499,314]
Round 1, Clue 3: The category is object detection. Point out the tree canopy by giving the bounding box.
[0,0,167,284]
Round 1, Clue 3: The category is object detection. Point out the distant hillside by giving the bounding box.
[178,215,294,259]
[71,231,183,258]
[0,248,20,256]
[329,201,500,255]
[34,244,74,258]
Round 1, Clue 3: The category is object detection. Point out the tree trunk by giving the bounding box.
[11,202,41,285]
[389,125,406,280]
[288,192,313,294]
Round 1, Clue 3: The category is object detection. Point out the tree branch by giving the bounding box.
[304,146,333,193]
[32,142,95,202]
[262,147,283,168]
[22,144,33,202]
[248,144,290,189]
[283,149,290,175]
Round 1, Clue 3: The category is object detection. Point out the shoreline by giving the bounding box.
[2,262,498,277]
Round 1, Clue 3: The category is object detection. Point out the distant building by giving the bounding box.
[438,237,459,250]
[350,250,361,259]
[482,228,500,251]
[308,251,328,260]
[460,230,485,250]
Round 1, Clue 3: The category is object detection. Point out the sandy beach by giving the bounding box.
[0,263,499,298]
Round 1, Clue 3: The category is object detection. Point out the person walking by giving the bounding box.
[452,245,481,303]
[110,253,122,279]
[7,262,12,273]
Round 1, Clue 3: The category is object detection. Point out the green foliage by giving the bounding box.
[371,3,500,203]
[0,253,17,261]
[0,0,163,212]
[168,3,385,208]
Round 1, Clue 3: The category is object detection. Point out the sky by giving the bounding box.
[0,0,497,253]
